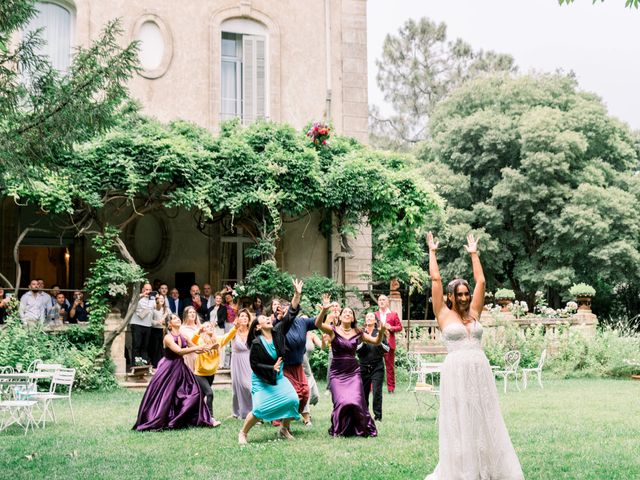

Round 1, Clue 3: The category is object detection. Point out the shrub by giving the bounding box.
[0,317,117,391]
[569,283,596,297]
[494,288,515,300]
[482,319,640,378]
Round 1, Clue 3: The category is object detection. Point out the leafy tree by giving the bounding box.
[0,0,139,170]
[558,0,639,8]
[370,17,516,149]
[418,73,640,309]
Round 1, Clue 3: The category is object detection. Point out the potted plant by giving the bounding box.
[494,288,516,312]
[569,283,596,311]
[128,357,151,382]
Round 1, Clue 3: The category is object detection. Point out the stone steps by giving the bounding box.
[120,368,232,390]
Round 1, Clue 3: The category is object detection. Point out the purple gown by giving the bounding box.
[328,327,378,437]
[133,334,212,431]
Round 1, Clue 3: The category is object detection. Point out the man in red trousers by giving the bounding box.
[374,294,403,393]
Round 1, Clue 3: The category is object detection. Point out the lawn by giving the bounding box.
[1,378,639,479]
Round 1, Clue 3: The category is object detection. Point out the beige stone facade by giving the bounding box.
[0,0,371,293]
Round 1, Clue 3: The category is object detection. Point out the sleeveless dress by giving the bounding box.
[133,334,212,431]
[328,327,377,437]
[250,336,301,421]
[426,322,524,480]
[231,334,253,419]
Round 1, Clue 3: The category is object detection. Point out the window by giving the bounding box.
[220,19,267,124]
[133,15,173,79]
[137,21,165,71]
[25,2,73,73]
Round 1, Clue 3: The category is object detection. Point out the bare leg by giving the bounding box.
[279,418,294,439]
[239,413,260,444]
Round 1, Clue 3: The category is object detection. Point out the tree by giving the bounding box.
[418,73,640,309]
[370,17,516,150]
[0,0,139,171]
[2,116,442,357]
[558,0,639,8]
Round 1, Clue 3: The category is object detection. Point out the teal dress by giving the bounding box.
[251,336,301,421]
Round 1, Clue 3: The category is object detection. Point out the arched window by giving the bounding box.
[220,18,268,123]
[25,2,74,73]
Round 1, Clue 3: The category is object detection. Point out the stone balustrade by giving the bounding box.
[397,310,598,353]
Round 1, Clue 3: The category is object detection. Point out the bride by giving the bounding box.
[425,232,524,480]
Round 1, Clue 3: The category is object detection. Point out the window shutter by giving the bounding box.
[242,35,266,123]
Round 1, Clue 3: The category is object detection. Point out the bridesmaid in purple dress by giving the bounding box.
[133,314,213,431]
[316,296,387,437]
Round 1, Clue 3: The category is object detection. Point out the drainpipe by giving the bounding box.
[324,0,332,121]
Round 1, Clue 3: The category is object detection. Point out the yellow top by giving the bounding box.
[191,326,237,376]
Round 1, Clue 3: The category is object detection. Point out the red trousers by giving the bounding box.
[283,364,309,414]
[383,349,396,392]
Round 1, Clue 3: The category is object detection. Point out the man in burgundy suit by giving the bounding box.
[374,294,403,393]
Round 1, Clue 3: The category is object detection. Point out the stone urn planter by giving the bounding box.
[127,365,152,382]
[494,289,516,313]
[569,283,596,312]
[576,295,593,311]
[497,298,513,312]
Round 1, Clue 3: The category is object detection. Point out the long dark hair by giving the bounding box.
[339,307,361,334]
[446,278,471,309]
[246,317,262,347]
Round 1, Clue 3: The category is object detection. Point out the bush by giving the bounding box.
[481,320,640,378]
[309,346,329,380]
[299,273,345,316]
[0,317,117,391]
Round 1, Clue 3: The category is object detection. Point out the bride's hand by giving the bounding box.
[464,233,479,254]
[427,232,439,252]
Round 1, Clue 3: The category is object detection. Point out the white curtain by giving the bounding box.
[26,3,72,73]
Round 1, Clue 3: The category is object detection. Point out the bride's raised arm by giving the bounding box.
[465,233,486,318]
[428,232,446,325]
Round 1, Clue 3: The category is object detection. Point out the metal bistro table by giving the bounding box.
[0,372,54,433]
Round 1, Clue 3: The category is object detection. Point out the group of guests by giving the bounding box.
[133,233,524,480]
[14,279,88,325]
[128,281,259,370]
[133,279,402,444]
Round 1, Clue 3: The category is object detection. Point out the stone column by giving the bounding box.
[104,311,127,380]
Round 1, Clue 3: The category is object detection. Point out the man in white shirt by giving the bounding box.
[19,279,46,325]
[129,283,155,365]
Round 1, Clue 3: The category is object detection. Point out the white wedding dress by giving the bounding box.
[426,321,524,480]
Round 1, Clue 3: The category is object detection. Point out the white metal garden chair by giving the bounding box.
[406,351,424,390]
[30,367,76,427]
[522,349,546,389]
[494,350,521,393]
[27,359,42,373]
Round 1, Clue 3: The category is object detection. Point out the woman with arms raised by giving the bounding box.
[425,233,524,480]
[133,314,212,431]
[237,279,303,445]
[316,295,386,437]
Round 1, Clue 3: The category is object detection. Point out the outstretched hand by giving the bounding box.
[292,278,304,296]
[464,233,480,254]
[321,293,331,309]
[427,232,439,252]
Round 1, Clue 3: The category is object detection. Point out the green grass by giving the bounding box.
[1,379,639,479]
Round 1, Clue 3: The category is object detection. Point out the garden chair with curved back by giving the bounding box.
[494,350,521,393]
[30,367,76,427]
[522,349,547,389]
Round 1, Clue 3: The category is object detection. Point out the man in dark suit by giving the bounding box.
[374,294,403,393]
[168,288,184,317]
[183,284,209,320]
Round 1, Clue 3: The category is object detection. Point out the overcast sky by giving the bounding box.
[367,0,640,130]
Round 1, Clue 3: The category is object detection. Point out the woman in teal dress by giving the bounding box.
[237,280,303,444]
